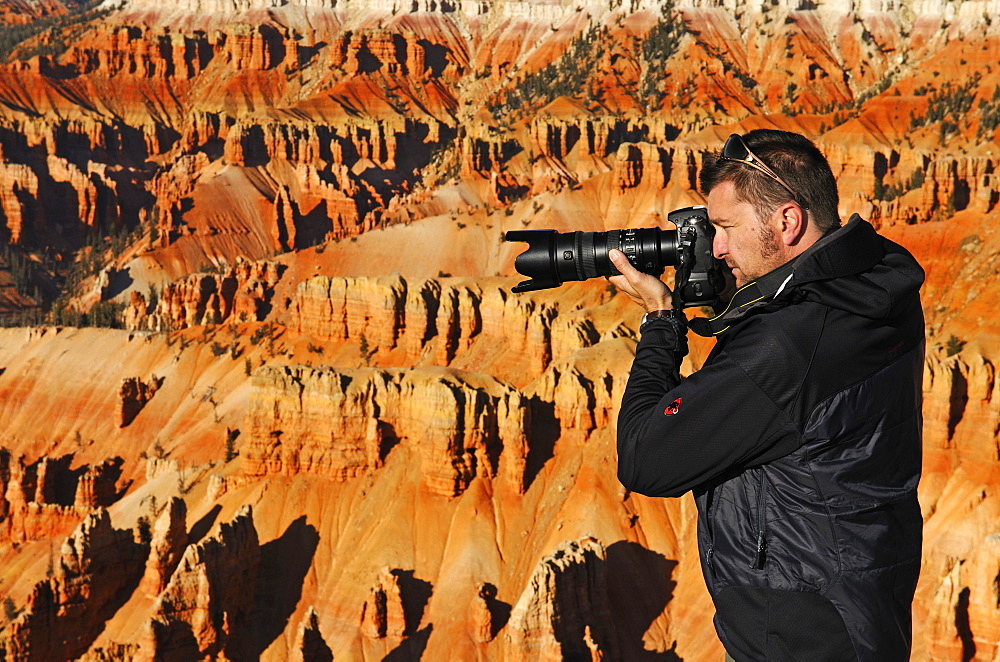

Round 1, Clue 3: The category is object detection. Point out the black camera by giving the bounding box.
[504,205,730,309]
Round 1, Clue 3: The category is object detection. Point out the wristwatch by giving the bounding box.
[640,308,683,325]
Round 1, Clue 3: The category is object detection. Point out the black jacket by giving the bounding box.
[617,217,924,661]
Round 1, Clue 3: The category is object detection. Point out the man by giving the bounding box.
[609,129,925,661]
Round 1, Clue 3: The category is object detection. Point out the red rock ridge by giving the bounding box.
[0,2,998,661]
[1,451,124,544]
[123,261,284,331]
[136,505,259,661]
[4,509,146,661]
[244,365,528,496]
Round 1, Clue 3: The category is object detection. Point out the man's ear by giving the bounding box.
[777,203,808,247]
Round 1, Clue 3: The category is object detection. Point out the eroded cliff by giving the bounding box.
[0,1,998,660]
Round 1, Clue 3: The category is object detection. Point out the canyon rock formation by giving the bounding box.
[506,536,618,661]
[3,509,147,662]
[0,0,998,660]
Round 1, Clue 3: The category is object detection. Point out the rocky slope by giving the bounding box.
[0,1,999,660]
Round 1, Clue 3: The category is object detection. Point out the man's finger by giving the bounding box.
[609,249,639,279]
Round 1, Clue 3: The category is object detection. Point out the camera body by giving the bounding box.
[505,205,730,309]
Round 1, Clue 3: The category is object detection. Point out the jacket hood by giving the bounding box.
[792,215,925,321]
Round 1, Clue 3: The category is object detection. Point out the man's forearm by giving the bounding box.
[617,317,687,490]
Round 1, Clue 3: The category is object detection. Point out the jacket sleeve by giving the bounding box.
[617,317,801,498]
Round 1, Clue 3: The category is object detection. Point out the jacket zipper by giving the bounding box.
[705,485,717,576]
[750,468,768,570]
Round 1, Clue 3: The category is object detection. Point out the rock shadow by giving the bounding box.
[293,200,333,249]
[524,396,559,491]
[149,618,200,662]
[250,516,320,656]
[391,569,433,635]
[103,266,134,300]
[384,624,433,661]
[417,40,449,77]
[605,541,680,661]
[956,586,976,660]
[947,364,969,441]
[187,504,221,546]
[479,582,511,639]
[299,623,333,662]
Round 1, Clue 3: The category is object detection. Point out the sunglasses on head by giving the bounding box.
[720,134,809,209]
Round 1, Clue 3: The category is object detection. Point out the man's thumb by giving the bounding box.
[609,249,633,274]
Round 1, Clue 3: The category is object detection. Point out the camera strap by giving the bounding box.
[688,260,798,337]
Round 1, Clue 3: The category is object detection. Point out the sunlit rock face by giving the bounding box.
[0,0,997,659]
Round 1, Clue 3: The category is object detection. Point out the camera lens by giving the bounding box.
[505,227,678,292]
[505,205,728,309]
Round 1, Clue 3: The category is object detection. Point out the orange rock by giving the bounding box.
[360,567,406,640]
[125,261,283,331]
[117,376,162,427]
[4,509,146,661]
[1,451,128,544]
[469,582,500,643]
[137,505,259,661]
[964,535,1000,660]
[243,365,529,497]
[0,161,39,245]
[139,496,188,597]
[291,274,406,348]
[506,537,618,661]
[73,457,124,509]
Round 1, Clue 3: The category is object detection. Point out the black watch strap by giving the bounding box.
[640,308,687,331]
[644,309,682,321]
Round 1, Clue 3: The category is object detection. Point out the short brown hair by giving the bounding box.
[700,129,841,233]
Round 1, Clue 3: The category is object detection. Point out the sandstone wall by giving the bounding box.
[244,365,529,496]
[919,350,1000,659]
[290,274,617,373]
[4,510,147,662]
[506,536,618,661]
[124,261,284,331]
[137,505,260,661]
[1,451,125,544]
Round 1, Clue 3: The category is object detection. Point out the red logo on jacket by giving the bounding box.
[664,398,682,415]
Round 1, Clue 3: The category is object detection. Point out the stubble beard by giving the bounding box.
[739,220,782,285]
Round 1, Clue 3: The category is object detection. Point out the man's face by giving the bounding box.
[707,180,784,288]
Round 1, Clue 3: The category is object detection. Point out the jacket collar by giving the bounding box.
[689,215,869,337]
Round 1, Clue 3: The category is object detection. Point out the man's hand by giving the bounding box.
[607,249,673,312]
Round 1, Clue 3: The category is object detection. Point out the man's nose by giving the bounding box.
[713,232,727,258]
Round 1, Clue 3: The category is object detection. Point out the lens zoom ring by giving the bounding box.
[579,232,598,279]
[567,232,582,280]
[607,232,622,274]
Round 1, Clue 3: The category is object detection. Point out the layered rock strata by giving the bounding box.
[3,509,147,661]
[291,274,615,373]
[506,537,619,661]
[244,365,529,497]
[124,261,284,331]
[136,505,260,661]
[1,452,124,544]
